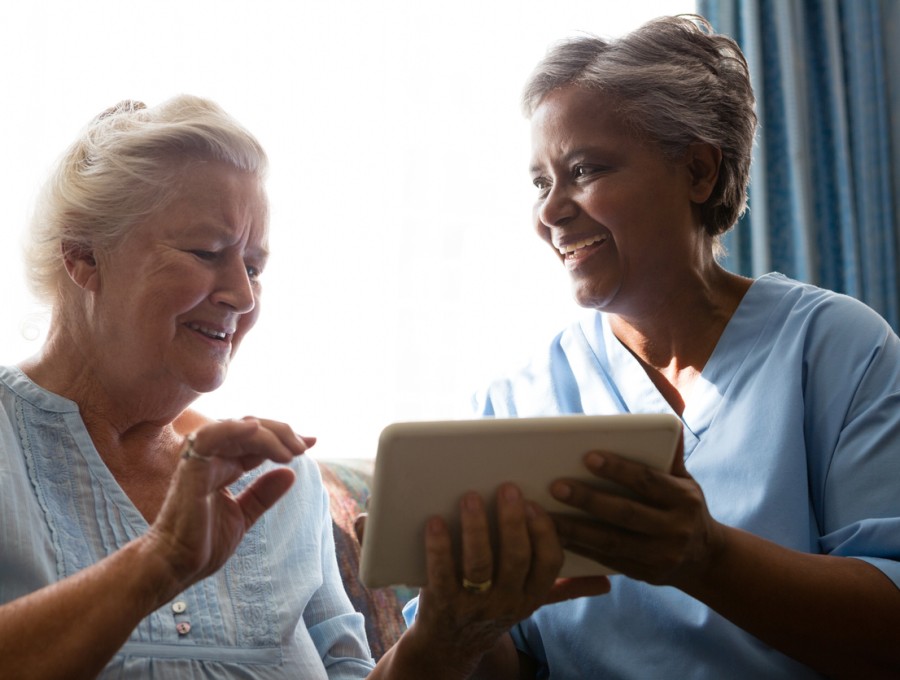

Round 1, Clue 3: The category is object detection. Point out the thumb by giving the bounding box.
[545,576,611,605]
[235,467,296,528]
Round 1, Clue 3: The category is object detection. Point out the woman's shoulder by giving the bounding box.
[753,273,894,337]
[748,275,900,398]
[474,314,601,417]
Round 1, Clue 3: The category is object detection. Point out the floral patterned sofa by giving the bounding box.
[317,457,417,660]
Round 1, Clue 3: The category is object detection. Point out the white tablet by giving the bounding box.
[358,413,682,588]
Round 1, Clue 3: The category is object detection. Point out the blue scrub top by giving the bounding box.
[410,273,900,679]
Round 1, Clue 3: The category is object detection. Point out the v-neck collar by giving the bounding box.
[578,274,788,456]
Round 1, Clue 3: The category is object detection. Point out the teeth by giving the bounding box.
[188,323,228,340]
[557,235,606,255]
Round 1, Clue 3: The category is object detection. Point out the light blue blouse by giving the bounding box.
[0,365,375,679]
[406,273,900,678]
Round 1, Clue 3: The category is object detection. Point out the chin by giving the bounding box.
[571,282,619,311]
[185,366,230,394]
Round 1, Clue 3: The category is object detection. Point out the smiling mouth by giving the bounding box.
[556,234,608,260]
[186,322,231,341]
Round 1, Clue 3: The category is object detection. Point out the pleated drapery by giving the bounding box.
[699,0,900,329]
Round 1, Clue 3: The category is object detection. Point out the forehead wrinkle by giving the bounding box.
[531,101,633,175]
[530,132,591,174]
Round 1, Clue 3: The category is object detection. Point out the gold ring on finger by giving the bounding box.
[462,577,492,594]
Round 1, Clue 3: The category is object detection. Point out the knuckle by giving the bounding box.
[584,492,605,517]
[672,523,693,542]
[466,555,493,576]
[569,523,610,555]
[611,499,636,526]
[502,542,531,570]
[687,489,706,512]
[598,531,619,554]
[543,543,565,572]
[631,465,657,496]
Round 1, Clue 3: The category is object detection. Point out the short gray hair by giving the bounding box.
[523,15,757,240]
[25,95,268,304]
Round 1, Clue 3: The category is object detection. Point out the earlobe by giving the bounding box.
[61,241,100,292]
[686,143,722,204]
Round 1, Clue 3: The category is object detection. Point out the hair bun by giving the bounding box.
[95,100,148,122]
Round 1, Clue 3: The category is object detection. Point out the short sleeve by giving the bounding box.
[803,298,900,588]
[303,467,376,678]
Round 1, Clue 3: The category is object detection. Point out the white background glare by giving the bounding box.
[1,0,694,458]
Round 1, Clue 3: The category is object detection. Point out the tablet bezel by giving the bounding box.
[358,413,682,588]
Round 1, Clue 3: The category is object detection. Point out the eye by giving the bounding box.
[532,176,551,197]
[573,164,607,180]
[191,249,217,261]
[573,164,592,178]
[246,264,263,282]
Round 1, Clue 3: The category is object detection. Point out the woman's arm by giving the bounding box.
[0,536,184,680]
[0,417,309,680]
[684,525,900,678]
[371,626,524,680]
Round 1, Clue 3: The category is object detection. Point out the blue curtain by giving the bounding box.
[698,0,900,329]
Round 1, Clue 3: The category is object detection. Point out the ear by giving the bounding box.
[61,241,100,292]
[685,143,722,205]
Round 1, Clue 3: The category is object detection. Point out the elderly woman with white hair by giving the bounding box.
[0,96,604,679]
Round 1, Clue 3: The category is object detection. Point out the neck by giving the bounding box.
[608,264,752,413]
[19,303,204,523]
[19,315,190,457]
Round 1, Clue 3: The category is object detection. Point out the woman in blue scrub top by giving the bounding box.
[408,14,900,679]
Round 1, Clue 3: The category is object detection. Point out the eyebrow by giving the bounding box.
[530,145,617,174]
[186,222,229,241]
[187,223,270,260]
[248,244,270,263]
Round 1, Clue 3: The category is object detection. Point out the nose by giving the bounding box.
[211,256,256,314]
[536,182,578,229]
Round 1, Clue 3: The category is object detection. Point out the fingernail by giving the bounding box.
[427,517,444,535]
[551,481,571,500]
[502,484,521,503]
[586,453,605,468]
[464,492,482,512]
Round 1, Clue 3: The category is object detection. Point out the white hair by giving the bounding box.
[25,95,268,304]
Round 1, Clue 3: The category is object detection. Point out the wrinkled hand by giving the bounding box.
[549,435,725,587]
[147,417,313,592]
[411,484,610,676]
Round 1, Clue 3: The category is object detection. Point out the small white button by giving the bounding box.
[172,601,187,614]
[176,621,192,636]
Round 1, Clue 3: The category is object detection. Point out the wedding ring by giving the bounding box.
[462,577,492,594]
[181,433,209,463]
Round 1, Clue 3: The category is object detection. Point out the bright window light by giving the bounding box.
[0,0,695,458]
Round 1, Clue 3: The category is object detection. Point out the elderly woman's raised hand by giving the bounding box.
[548,436,726,589]
[399,483,611,678]
[147,417,313,593]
